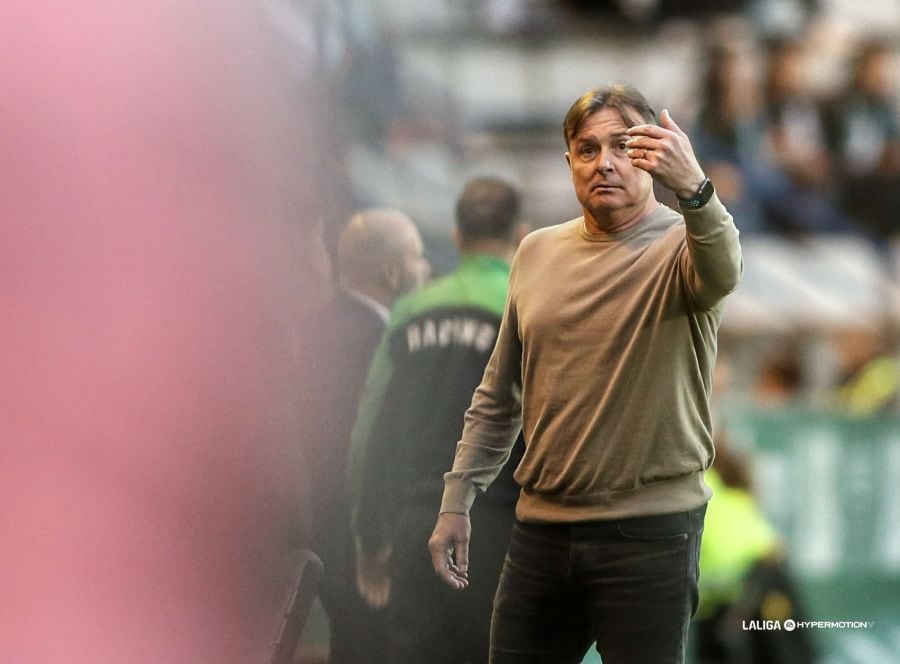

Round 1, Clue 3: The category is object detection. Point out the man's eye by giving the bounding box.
[580,146,596,157]
[617,142,628,151]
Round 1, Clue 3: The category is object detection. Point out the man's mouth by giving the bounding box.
[592,184,620,192]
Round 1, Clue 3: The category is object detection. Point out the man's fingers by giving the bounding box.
[626,123,667,139]
[429,546,468,589]
[453,537,469,574]
[624,136,662,151]
[433,555,469,589]
[659,108,685,136]
[448,561,468,578]
[627,148,646,161]
[430,543,469,588]
[627,109,685,140]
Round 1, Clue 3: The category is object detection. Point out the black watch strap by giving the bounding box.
[677,177,714,210]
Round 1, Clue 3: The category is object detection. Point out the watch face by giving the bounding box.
[680,178,713,209]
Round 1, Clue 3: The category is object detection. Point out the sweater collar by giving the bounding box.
[578,204,671,243]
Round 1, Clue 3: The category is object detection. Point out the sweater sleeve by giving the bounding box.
[678,193,743,310]
[439,266,524,515]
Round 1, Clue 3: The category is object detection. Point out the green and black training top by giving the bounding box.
[349,254,523,553]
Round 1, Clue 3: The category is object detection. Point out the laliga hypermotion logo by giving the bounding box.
[743,619,875,631]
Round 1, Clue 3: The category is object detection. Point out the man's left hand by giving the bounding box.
[355,545,392,608]
[625,108,706,199]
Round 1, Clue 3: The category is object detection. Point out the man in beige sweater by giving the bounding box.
[427,84,742,663]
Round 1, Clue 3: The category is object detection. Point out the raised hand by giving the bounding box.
[625,108,706,199]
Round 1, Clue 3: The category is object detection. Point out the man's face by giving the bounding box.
[393,224,430,296]
[565,106,654,229]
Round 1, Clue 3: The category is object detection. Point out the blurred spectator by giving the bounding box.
[692,30,769,232]
[695,35,764,159]
[332,21,460,158]
[839,352,900,414]
[746,0,820,39]
[561,0,751,23]
[657,0,749,21]
[302,209,429,664]
[337,34,406,149]
[826,40,900,177]
[692,26,854,235]
[832,327,900,415]
[753,349,805,408]
[761,37,833,191]
[754,36,858,234]
[825,40,900,241]
[694,438,817,664]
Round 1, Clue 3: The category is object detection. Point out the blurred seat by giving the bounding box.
[270,548,324,664]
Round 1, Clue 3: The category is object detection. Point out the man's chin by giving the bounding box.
[588,187,628,204]
[584,197,624,215]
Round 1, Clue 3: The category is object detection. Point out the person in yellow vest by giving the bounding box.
[694,440,816,664]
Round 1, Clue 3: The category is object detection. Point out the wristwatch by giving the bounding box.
[677,177,714,210]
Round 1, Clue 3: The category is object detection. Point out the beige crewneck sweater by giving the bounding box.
[440,195,742,522]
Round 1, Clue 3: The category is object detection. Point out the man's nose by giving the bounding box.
[599,156,613,172]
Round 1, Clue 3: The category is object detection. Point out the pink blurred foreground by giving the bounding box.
[0,3,324,662]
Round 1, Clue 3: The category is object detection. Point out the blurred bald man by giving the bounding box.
[336,208,430,311]
[302,208,429,664]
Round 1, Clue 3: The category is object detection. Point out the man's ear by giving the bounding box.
[564,152,574,178]
[382,262,400,291]
[451,226,461,250]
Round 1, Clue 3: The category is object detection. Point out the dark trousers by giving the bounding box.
[490,505,706,664]
[388,502,515,664]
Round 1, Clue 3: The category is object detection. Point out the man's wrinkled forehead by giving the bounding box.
[569,104,644,141]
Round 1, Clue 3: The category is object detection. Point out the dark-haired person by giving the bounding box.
[428,84,742,664]
[349,177,527,664]
[825,39,900,241]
